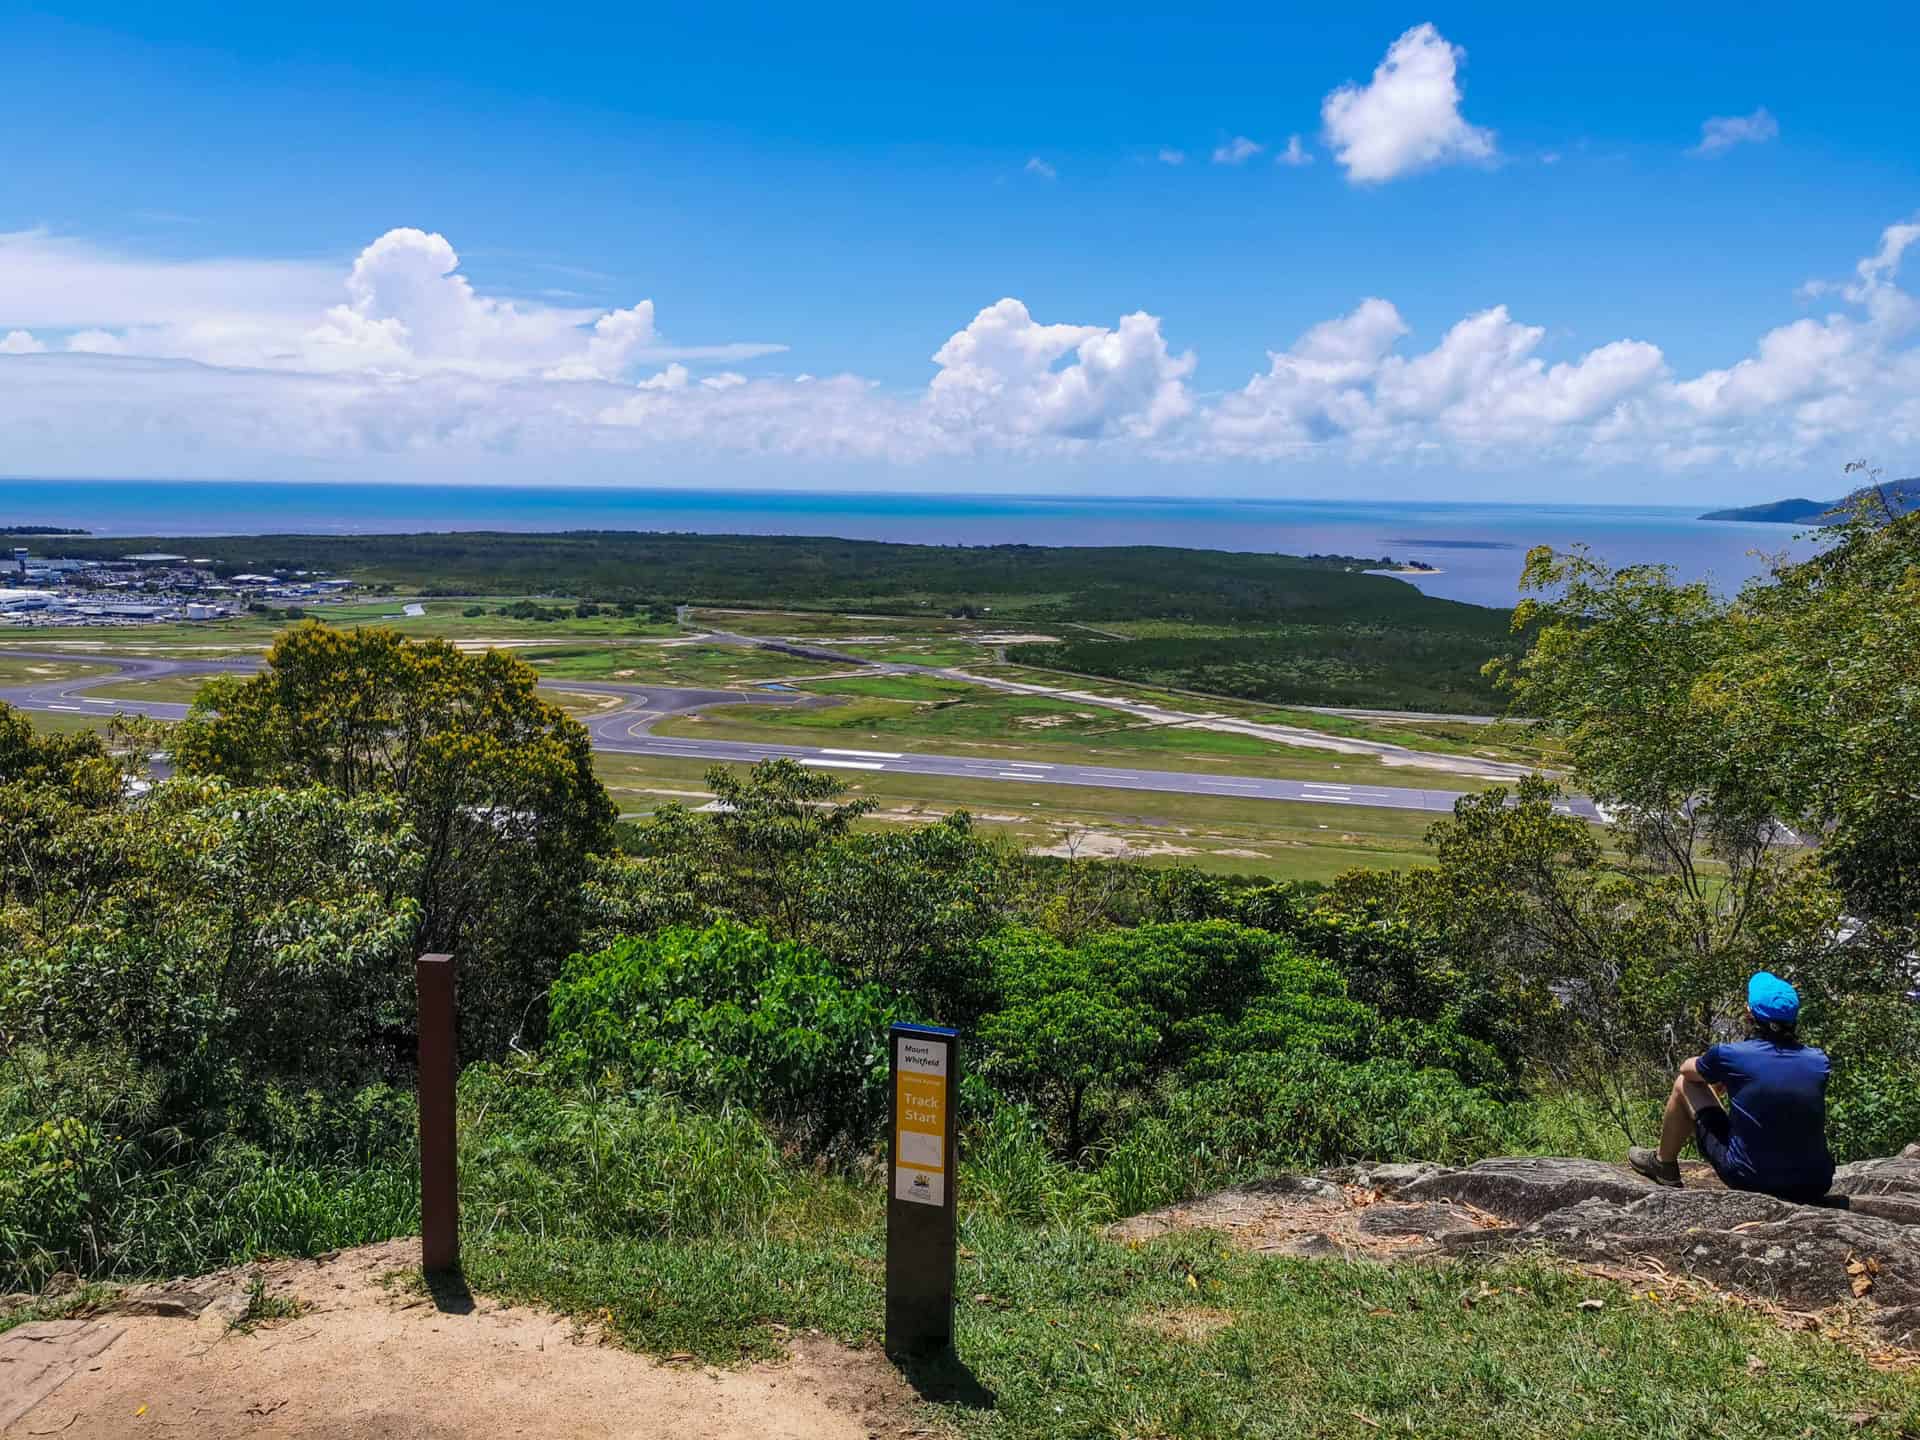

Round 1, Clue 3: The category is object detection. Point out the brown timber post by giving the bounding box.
[416,952,459,1273]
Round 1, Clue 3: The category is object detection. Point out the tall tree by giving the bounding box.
[173,624,615,1051]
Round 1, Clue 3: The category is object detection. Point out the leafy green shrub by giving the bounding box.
[1165,1053,1528,1174]
[2,778,422,1092]
[973,920,1500,1158]
[459,1062,786,1241]
[547,921,900,1152]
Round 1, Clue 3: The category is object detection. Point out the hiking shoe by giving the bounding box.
[1628,1146,1682,1187]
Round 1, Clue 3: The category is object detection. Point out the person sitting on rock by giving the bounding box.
[1628,972,1835,1203]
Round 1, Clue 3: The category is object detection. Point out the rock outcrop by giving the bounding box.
[1398,1156,1657,1220]
[1114,1150,1920,1336]
[1447,1187,1920,1315]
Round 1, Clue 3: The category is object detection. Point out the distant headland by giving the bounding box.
[1701,476,1919,523]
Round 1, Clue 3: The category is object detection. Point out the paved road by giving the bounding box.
[0,648,1595,820]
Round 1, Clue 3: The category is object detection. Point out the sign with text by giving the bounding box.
[885,1022,958,1357]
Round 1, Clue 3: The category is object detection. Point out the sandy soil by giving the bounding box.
[3,1241,923,1440]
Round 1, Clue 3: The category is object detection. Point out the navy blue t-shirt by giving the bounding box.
[1695,1038,1834,1195]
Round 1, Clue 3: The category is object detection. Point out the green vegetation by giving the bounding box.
[82,672,228,705]
[462,1190,1920,1438]
[5,493,1920,1437]
[36,529,1521,712]
[49,531,1428,622]
[0,657,113,686]
[516,640,848,685]
[658,681,1500,792]
[590,749,1448,884]
[1010,621,1511,712]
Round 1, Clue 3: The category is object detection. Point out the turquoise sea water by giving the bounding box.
[0,479,1816,609]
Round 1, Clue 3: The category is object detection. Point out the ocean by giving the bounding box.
[0,479,1818,609]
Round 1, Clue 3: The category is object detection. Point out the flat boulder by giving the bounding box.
[1331,1162,1446,1197]
[1398,1157,1657,1222]
[1458,1187,1920,1315]
[1356,1202,1483,1241]
[1832,1156,1920,1197]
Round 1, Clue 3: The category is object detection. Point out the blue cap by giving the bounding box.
[1748,971,1799,1023]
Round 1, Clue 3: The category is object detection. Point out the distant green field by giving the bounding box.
[516,642,849,687]
[25,534,1524,714]
[84,674,225,706]
[590,750,1452,882]
[0,656,113,686]
[657,684,1495,791]
[47,530,1474,627]
[1011,620,1514,714]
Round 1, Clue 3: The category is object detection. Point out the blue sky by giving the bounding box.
[2,3,1916,501]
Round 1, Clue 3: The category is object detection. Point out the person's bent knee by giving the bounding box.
[1677,1077,1717,1116]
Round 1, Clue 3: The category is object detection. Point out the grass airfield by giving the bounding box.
[4,597,1564,881]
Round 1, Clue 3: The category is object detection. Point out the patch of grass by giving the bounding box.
[689,608,990,640]
[0,1282,117,1336]
[657,694,1497,791]
[0,656,115,686]
[590,749,1453,881]
[802,674,981,702]
[1012,623,1512,714]
[229,1271,304,1332]
[83,673,225,706]
[17,707,120,737]
[518,643,847,687]
[462,1185,1920,1438]
[541,689,626,719]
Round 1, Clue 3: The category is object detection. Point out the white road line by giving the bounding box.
[822,748,904,759]
[1301,782,1352,790]
[80,697,117,705]
[804,758,886,771]
[48,704,81,712]
[995,772,1043,780]
[1006,762,1054,769]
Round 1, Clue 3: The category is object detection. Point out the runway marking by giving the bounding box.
[80,697,118,705]
[804,758,885,771]
[995,772,1043,780]
[1005,762,1054,769]
[1301,782,1352,790]
[821,748,904,759]
[48,704,81,712]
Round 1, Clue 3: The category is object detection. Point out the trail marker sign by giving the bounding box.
[886,1022,958,1356]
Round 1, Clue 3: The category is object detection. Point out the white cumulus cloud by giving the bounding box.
[1024,156,1058,180]
[1211,136,1264,166]
[1691,108,1779,157]
[1210,299,1664,458]
[927,299,1195,443]
[1322,23,1496,183]
[0,218,1916,485]
[1276,135,1314,167]
[1157,147,1186,166]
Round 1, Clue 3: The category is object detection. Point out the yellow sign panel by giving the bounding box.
[894,1035,949,1206]
[896,1073,945,1169]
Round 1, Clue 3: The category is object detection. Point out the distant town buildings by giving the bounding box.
[0,547,360,627]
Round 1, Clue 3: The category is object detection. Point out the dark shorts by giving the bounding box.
[1693,1106,1833,1206]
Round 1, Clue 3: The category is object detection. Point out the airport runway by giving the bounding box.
[0,648,1594,819]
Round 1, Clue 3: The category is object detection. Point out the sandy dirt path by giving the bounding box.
[1,1241,923,1440]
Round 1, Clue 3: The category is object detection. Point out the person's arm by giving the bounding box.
[1688,1048,1732,1103]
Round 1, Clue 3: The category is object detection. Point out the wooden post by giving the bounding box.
[416,952,459,1273]
[885,1022,959,1357]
